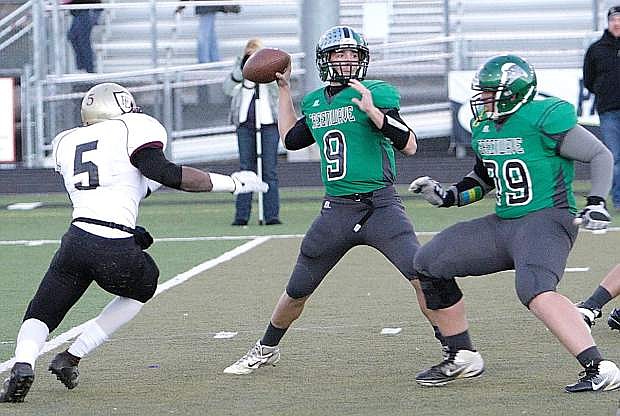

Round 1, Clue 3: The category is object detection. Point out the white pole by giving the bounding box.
[254,83,264,225]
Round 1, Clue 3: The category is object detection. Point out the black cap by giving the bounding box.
[608,6,620,18]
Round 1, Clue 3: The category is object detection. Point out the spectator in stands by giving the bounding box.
[175,0,241,63]
[583,5,620,210]
[66,0,102,73]
[223,38,281,226]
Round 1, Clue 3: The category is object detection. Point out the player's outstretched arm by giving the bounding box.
[130,147,267,195]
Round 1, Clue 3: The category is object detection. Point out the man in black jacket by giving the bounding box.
[583,5,620,209]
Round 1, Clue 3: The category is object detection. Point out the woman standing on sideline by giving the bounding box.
[223,39,281,226]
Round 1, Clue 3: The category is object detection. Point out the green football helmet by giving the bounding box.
[316,25,369,84]
[470,54,537,121]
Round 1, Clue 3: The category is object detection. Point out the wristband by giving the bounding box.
[209,173,236,193]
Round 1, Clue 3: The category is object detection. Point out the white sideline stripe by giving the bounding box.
[0,236,271,374]
[0,234,304,246]
[3,226,620,246]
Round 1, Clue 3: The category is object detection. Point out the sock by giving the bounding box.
[260,322,288,347]
[445,330,474,352]
[584,286,613,310]
[432,325,447,347]
[68,297,144,358]
[68,321,108,358]
[576,346,602,368]
[14,318,49,367]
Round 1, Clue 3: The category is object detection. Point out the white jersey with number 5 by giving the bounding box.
[52,113,167,238]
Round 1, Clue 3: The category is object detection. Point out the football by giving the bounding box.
[242,48,291,84]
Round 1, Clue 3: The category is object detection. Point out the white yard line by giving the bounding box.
[0,236,271,373]
[2,227,620,246]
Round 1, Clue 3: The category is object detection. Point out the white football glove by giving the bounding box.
[408,176,453,207]
[231,171,269,195]
[574,198,611,231]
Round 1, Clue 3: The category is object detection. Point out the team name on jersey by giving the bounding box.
[308,106,356,129]
[477,138,525,156]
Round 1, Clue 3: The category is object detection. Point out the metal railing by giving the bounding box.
[0,0,609,167]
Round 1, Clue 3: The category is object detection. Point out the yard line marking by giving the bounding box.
[0,236,271,374]
[0,234,304,246]
[3,226,620,246]
[498,267,589,274]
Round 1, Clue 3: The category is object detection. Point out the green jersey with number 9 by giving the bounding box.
[470,97,578,219]
[301,80,400,196]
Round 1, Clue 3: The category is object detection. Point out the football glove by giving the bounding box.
[408,176,454,207]
[574,196,611,231]
[231,171,269,195]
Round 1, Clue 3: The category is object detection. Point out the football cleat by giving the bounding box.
[565,360,620,392]
[223,340,280,375]
[415,349,485,386]
[608,308,620,331]
[575,302,602,328]
[0,362,35,403]
[48,351,80,389]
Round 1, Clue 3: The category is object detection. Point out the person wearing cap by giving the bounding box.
[583,5,620,210]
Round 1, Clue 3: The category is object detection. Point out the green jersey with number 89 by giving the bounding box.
[301,80,400,196]
[470,97,578,218]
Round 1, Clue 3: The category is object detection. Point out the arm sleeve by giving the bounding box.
[130,147,183,190]
[441,158,495,207]
[284,117,315,150]
[380,108,413,150]
[559,124,613,199]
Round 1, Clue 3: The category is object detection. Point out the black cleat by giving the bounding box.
[48,351,80,390]
[0,362,35,403]
[415,349,484,386]
[608,308,620,331]
[565,360,620,392]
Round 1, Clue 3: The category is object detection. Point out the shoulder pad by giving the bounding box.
[363,80,400,109]
[533,98,577,135]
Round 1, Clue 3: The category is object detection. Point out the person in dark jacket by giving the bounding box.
[583,5,620,209]
[175,0,240,63]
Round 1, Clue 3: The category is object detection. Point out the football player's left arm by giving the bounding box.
[130,147,267,195]
[409,157,494,207]
[348,79,417,155]
[558,124,613,199]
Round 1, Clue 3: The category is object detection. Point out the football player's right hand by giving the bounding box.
[574,197,611,231]
[231,171,269,195]
[408,176,452,207]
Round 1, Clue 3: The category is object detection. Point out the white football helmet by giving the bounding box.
[80,82,139,126]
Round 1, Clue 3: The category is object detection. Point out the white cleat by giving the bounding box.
[415,349,485,386]
[565,360,620,392]
[223,340,280,375]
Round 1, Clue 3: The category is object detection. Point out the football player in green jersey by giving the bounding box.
[409,54,620,392]
[224,25,441,375]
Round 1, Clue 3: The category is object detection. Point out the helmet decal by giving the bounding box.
[81,83,138,126]
[469,54,537,121]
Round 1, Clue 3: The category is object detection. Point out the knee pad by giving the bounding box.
[418,275,463,310]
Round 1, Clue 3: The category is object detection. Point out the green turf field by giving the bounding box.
[1,186,620,415]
